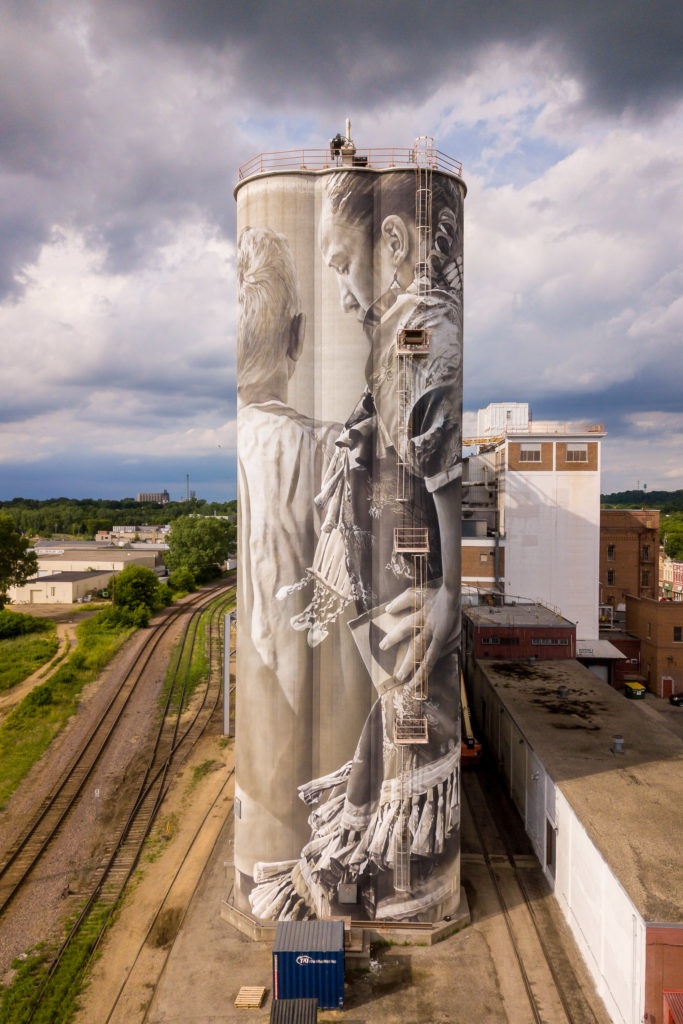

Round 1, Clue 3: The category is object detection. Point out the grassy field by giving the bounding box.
[0,630,60,693]
[0,611,135,809]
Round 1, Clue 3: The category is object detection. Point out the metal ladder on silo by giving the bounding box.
[392,142,436,890]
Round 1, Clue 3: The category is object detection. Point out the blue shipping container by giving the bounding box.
[272,920,345,1009]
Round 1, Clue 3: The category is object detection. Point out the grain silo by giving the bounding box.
[233,128,466,924]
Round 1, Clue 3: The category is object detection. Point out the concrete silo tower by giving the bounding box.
[233,129,466,924]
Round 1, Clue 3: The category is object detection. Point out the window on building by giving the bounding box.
[641,570,650,590]
[647,622,651,638]
[565,443,588,462]
[674,626,682,643]
[519,443,541,462]
[480,553,489,563]
[642,544,650,561]
[531,638,569,646]
[50,587,56,597]
[607,569,615,586]
[607,544,615,561]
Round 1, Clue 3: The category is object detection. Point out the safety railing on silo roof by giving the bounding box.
[237,147,463,180]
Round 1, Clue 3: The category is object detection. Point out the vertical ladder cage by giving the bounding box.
[391,140,438,893]
[394,746,411,893]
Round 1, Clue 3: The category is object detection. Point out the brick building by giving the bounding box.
[600,508,659,611]
[625,595,683,698]
[463,603,576,661]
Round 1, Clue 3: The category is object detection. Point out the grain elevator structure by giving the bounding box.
[233,127,466,924]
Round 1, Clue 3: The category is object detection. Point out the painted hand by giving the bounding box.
[378,584,459,691]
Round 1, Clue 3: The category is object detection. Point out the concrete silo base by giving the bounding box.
[220,886,471,950]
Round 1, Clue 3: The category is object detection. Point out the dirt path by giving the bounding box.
[0,622,78,721]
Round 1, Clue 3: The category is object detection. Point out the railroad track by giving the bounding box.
[461,761,605,1024]
[0,584,234,1024]
[101,768,236,1024]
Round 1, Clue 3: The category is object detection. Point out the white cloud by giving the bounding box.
[0,223,235,467]
[464,103,683,408]
[1,4,683,498]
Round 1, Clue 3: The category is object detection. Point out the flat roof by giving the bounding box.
[37,550,155,562]
[575,638,626,659]
[477,657,683,923]
[465,604,575,629]
[36,570,109,582]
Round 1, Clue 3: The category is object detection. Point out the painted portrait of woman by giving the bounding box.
[248,164,465,922]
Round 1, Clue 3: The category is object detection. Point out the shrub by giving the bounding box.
[0,609,51,640]
[168,567,196,594]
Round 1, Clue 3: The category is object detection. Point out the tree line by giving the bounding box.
[0,497,236,538]
[0,508,236,611]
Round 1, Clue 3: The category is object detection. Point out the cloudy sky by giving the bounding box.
[1,0,682,502]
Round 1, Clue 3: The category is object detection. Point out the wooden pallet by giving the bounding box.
[234,986,267,1009]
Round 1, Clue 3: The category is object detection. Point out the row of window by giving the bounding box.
[606,544,651,561]
[480,636,569,646]
[519,442,588,463]
[606,569,651,588]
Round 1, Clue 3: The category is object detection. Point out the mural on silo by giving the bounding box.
[235,151,465,923]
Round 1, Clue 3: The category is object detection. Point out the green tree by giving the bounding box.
[85,518,113,537]
[665,532,683,560]
[168,566,197,594]
[166,515,234,582]
[0,513,38,608]
[110,565,162,618]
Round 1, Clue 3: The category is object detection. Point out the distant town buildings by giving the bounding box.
[136,490,170,504]
[660,550,683,601]
[96,524,170,544]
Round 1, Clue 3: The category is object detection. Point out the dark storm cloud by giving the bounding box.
[0,0,237,297]
[107,0,683,113]
[1,0,681,300]
[1,0,681,498]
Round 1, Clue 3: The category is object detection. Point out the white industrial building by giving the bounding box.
[8,545,166,605]
[10,570,112,605]
[464,403,609,645]
[465,653,683,1024]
